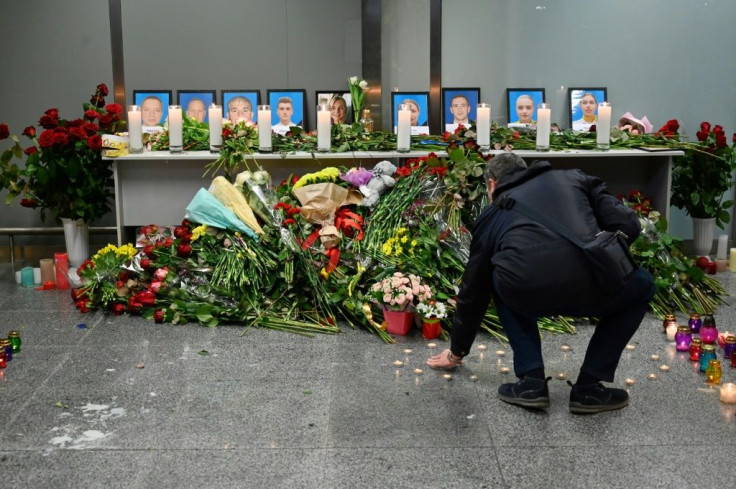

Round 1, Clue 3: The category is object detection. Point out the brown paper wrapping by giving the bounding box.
[293,182,362,247]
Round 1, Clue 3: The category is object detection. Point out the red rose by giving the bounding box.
[281,218,296,227]
[69,126,87,140]
[22,126,36,138]
[20,197,38,207]
[87,134,102,150]
[173,226,186,238]
[163,237,174,248]
[23,146,37,156]
[143,244,154,256]
[395,166,412,178]
[177,243,192,258]
[716,133,727,148]
[44,108,59,118]
[700,122,711,133]
[713,125,724,134]
[85,110,99,120]
[76,298,90,314]
[512,131,520,139]
[110,302,125,316]
[286,207,300,216]
[179,231,192,243]
[696,130,708,142]
[665,119,679,133]
[733,133,736,143]
[98,113,113,127]
[68,118,84,127]
[96,83,109,96]
[83,122,99,135]
[136,290,156,307]
[127,296,142,314]
[181,219,191,227]
[153,309,165,323]
[140,258,151,269]
[0,123,9,140]
[105,103,122,115]
[90,95,105,107]
[51,132,68,146]
[38,115,58,129]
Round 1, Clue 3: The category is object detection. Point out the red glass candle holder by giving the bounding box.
[689,338,703,362]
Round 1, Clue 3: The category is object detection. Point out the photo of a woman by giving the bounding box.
[505,88,545,127]
[569,87,607,131]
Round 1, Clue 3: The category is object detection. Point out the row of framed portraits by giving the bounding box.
[132,87,608,132]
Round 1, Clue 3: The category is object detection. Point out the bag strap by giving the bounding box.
[494,193,589,249]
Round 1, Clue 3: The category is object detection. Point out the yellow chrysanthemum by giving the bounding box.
[400,236,408,244]
[191,224,208,242]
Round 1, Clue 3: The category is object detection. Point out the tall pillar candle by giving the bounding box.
[716,234,728,260]
[476,103,491,150]
[596,102,611,150]
[317,104,331,152]
[208,104,222,154]
[730,248,736,272]
[39,258,55,284]
[127,105,143,153]
[535,103,551,151]
[168,105,183,153]
[396,104,411,153]
[257,105,272,152]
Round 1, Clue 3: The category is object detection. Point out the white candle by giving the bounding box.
[730,248,736,272]
[257,105,272,152]
[396,104,411,152]
[476,103,491,149]
[317,104,331,152]
[535,103,550,151]
[721,383,736,403]
[665,323,678,341]
[208,104,222,153]
[127,105,143,153]
[717,234,728,260]
[596,102,612,150]
[168,105,183,153]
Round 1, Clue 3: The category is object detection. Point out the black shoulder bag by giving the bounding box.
[495,195,637,296]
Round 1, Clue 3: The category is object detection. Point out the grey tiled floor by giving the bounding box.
[1,262,736,488]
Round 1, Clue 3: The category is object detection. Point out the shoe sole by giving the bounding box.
[569,399,629,414]
[499,395,550,409]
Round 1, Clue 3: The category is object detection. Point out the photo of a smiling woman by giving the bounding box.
[569,88,607,131]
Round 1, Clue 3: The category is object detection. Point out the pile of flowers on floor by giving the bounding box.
[73,141,726,342]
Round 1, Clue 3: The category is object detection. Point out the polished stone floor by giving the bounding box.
[1,261,735,488]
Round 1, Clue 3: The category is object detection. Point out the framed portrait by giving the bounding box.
[177,90,216,123]
[391,92,430,135]
[506,88,545,126]
[132,90,172,126]
[267,89,307,134]
[441,87,480,132]
[315,90,353,126]
[568,87,608,131]
[221,90,261,124]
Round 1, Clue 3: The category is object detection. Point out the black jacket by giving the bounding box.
[452,160,641,335]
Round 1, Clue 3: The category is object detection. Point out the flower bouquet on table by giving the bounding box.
[416,299,448,340]
[370,271,432,336]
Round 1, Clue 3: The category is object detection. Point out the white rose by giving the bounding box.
[349,76,358,85]
[359,80,368,90]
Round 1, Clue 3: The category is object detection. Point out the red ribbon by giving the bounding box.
[335,208,364,241]
[301,228,321,250]
[325,247,340,273]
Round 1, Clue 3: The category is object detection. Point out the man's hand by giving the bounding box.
[426,349,463,370]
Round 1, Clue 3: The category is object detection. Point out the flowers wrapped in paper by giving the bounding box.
[293,182,362,248]
[184,188,258,239]
[208,176,263,234]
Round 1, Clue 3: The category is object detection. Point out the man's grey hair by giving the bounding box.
[484,153,527,182]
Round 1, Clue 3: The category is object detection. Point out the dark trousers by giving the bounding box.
[491,268,656,382]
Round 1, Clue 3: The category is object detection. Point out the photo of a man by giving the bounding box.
[221,91,260,125]
[141,96,163,126]
[267,89,306,134]
[185,98,206,123]
[133,90,172,128]
[442,88,480,132]
[177,90,215,124]
[272,97,294,135]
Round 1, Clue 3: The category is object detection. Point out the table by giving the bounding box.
[108,149,682,246]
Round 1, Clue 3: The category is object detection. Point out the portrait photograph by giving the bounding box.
[506,88,545,126]
[442,87,480,132]
[177,90,216,123]
[315,90,353,126]
[133,90,172,126]
[391,92,430,135]
[267,89,307,134]
[568,87,608,131]
[221,90,261,125]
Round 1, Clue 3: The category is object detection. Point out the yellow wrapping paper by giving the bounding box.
[209,176,264,234]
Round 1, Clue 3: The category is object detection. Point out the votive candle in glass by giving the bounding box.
[168,105,183,153]
[476,103,491,150]
[700,315,718,344]
[596,102,612,150]
[705,359,722,384]
[7,331,21,353]
[257,105,272,152]
[663,314,677,334]
[689,337,703,362]
[717,331,732,349]
[208,104,223,153]
[731,348,736,368]
[127,105,143,153]
[535,103,551,151]
[699,344,717,372]
[674,326,692,352]
[665,322,678,342]
[723,335,736,359]
[688,312,702,334]
[1,340,12,362]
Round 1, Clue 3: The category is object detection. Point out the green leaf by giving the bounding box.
[198,349,209,356]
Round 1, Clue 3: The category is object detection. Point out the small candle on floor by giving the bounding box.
[659,365,670,372]
[495,350,506,357]
[413,368,423,375]
[427,343,437,349]
[393,360,404,368]
[476,344,488,351]
[560,344,572,352]
[403,348,413,354]
[499,367,511,374]
[469,375,479,382]
[443,373,453,380]
[650,354,660,361]
[625,378,636,386]
[556,372,568,380]
[625,344,637,351]
[647,373,659,380]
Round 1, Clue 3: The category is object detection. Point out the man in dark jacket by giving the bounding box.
[427,153,656,414]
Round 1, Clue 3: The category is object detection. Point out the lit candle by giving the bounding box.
[647,373,658,380]
[413,368,423,375]
[396,104,411,152]
[499,366,511,374]
[665,322,678,341]
[625,378,636,386]
[392,360,404,368]
[168,105,183,153]
[495,350,506,357]
[208,104,222,154]
[476,344,487,351]
[717,331,732,349]
[469,375,479,382]
[127,105,143,153]
[427,342,437,349]
[317,104,331,152]
[625,344,637,351]
[476,103,491,150]
[675,326,692,352]
[658,364,670,372]
[650,354,660,361]
[730,248,736,272]
[257,105,272,152]
[535,103,550,151]
[442,373,453,380]
[556,372,567,380]
[596,102,612,150]
[717,234,728,260]
[722,383,736,403]
[403,348,413,354]
[560,344,572,352]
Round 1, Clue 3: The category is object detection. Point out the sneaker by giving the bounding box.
[568,381,629,414]
[498,376,551,409]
